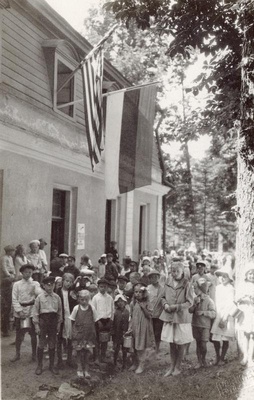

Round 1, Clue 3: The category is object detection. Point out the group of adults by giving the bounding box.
[1,239,48,336]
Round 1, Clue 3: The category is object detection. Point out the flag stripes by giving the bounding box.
[82,47,104,169]
[105,84,157,199]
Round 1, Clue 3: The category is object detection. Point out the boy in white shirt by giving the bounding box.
[91,278,114,362]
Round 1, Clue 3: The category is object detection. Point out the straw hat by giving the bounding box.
[215,265,234,281]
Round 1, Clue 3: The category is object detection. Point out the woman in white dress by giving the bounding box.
[211,266,235,365]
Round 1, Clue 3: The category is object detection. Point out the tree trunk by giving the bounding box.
[183,141,197,244]
[236,158,254,290]
[236,1,254,295]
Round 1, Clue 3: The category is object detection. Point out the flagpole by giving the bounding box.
[57,80,161,109]
[57,23,118,95]
[102,80,161,97]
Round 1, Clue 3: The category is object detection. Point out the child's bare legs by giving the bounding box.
[93,342,99,364]
[184,342,191,359]
[220,340,229,364]
[200,341,208,367]
[135,349,146,374]
[164,343,177,377]
[114,342,127,370]
[129,350,138,371]
[113,343,120,366]
[100,342,108,362]
[195,341,202,369]
[239,332,248,365]
[172,344,186,376]
[82,349,91,378]
[66,339,75,368]
[76,350,83,377]
[212,340,221,365]
[122,346,127,370]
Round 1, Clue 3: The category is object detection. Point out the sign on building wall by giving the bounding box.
[77,223,85,250]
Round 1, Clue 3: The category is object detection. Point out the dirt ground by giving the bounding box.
[1,329,254,400]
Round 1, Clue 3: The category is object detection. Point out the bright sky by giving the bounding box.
[45,0,100,32]
[45,0,211,160]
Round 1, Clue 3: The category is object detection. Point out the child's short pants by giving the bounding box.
[192,326,210,342]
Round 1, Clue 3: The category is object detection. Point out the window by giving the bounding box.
[42,40,78,120]
[55,58,75,117]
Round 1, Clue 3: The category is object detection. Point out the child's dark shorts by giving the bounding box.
[192,326,210,342]
[38,312,58,349]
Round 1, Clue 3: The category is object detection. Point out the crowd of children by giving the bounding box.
[1,242,254,379]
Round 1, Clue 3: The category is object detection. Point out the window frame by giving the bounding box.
[53,53,77,121]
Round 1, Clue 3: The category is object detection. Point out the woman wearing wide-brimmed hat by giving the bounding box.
[210,265,235,365]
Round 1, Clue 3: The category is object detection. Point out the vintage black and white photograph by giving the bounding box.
[1,0,254,399]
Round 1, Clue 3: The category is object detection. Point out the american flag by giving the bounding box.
[82,47,104,170]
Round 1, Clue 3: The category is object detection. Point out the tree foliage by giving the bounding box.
[104,0,243,140]
[165,134,237,250]
[83,4,170,84]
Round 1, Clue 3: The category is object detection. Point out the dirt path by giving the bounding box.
[1,330,254,400]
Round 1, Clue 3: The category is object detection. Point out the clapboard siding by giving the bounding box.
[2,51,51,93]
[2,65,52,105]
[75,71,86,124]
[2,66,51,107]
[76,116,86,127]
[2,32,47,73]
[0,82,53,114]
[2,7,53,108]
[3,22,46,64]
[2,75,51,107]
[4,8,48,42]
[2,40,48,79]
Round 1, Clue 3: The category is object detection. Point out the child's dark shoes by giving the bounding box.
[49,366,59,375]
[35,366,42,375]
[57,361,65,369]
[66,360,77,369]
[10,354,20,362]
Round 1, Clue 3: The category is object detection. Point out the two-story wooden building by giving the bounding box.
[0,0,169,264]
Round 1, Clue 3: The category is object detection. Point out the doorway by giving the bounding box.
[51,188,71,254]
